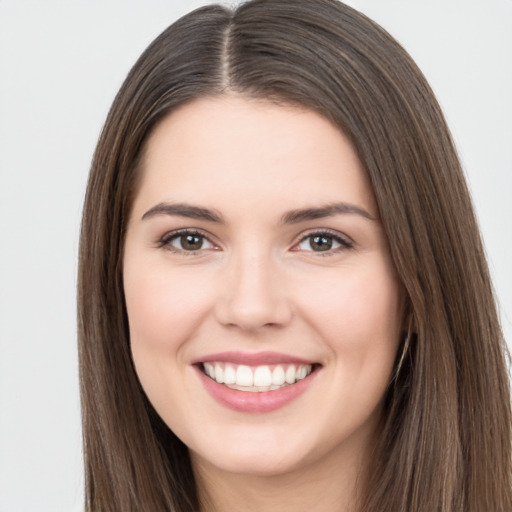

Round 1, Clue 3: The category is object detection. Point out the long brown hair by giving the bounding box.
[78,1,511,510]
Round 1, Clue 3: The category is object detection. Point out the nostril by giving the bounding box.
[215,295,293,331]
[213,260,293,330]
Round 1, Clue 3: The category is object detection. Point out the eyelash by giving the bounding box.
[157,228,353,255]
[158,229,217,255]
[292,229,354,255]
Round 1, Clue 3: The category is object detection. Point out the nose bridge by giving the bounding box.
[215,243,291,330]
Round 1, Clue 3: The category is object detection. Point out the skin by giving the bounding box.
[123,95,403,511]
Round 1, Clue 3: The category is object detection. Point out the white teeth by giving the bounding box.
[272,365,285,386]
[202,362,314,391]
[236,365,254,386]
[285,365,296,384]
[214,365,224,384]
[297,365,307,380]
[254,366,272,387]
[223,365,236,385]
[204,362,215,379]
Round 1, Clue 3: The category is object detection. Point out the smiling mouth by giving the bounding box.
[200,362,316,392]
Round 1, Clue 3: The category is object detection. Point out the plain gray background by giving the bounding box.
[0,1,511,510]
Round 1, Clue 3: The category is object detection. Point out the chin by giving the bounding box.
[188,427,312,478]
[192,447,304,479]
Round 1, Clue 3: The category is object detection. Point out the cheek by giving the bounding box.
[308,261,402,428]
[123,258,215,416]
[124,262,209,351]
[123,260,217,413]
[296,259,402,370]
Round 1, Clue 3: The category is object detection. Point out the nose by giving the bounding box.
[214,249,293,331]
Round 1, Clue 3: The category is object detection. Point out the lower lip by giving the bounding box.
[195,366,317,413]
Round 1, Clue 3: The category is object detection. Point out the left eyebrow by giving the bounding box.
[281,202,376,224]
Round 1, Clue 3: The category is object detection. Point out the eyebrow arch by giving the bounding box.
[281,202,376,224]
[141,202,224,223]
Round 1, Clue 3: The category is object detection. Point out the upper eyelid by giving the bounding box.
[293,228,353,245]
[157,227,353,249]
[158,228,219,250]
[160,227,215,241]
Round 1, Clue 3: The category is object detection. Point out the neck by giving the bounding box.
[192,439,370,512]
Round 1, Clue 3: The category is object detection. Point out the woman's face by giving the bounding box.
[123,96,403,478]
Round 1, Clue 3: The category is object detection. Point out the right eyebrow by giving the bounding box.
[141,202,224,223]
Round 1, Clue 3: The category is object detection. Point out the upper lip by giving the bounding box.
[191,351,317,366]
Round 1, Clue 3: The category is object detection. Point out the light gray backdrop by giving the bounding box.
[0,1,510,511]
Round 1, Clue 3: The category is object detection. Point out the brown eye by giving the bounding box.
[310,235,333,251]
[179,234,204,251]
[295,231,352,253]
[162,231,215,252]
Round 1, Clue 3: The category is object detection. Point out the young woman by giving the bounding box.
[77,0,512,510]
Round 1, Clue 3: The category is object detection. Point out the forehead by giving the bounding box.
[133,95,377,219]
